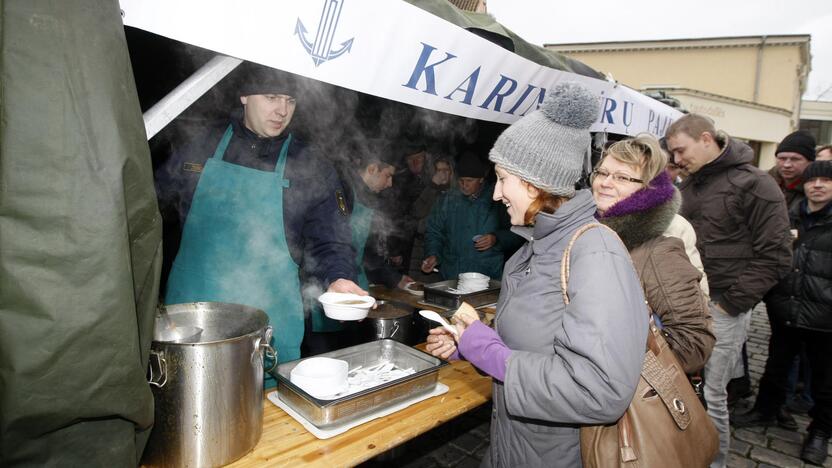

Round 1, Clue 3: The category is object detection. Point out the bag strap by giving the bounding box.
[560,223,617,305]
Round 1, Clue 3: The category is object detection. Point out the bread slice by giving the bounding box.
[452,302,479,324]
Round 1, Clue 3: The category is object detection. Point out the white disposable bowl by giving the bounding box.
[459,272,490,282]
[318,292,375,321]
[290,357,349,399]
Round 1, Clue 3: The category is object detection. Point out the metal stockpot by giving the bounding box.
[142,302,276,468]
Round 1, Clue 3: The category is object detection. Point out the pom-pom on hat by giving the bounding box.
[489,81,599,196]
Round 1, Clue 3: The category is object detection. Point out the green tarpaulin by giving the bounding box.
[0,1,162,465]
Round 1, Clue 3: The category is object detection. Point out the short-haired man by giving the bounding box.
[735,161,832,465]
[816,144,832,161]
[666,114,792,468]
[156,63,363,383]
[305,139,412,352]
[770,130,816,212]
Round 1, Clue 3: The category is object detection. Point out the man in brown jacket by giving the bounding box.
[666,114,792,468]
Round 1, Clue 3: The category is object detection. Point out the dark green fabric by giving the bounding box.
[0,1,162,466]
[404,0,604,79]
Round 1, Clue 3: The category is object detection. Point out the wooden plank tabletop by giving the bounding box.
[227,356,492,468]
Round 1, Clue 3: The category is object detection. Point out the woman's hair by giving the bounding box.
[601,134,668,184]
[524,183,569,225]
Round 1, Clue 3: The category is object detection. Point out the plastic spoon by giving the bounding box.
[419,310,459,337]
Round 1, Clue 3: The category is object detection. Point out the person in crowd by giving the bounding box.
[386,142,430,270]
[769,130,816,212]
[665,114,792,468]
[303,138,414,354]
[816,144,832,161]
[421,151,520,280]
[734,161,832,466]
[407,156,455,282]
[769,131,818,419]
[155,62,362,381]
[426,82,648,467]
[592,135,714,374]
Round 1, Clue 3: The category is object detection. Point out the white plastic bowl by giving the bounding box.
[459,272,489,281]
[290,357,349,399]
[457,272,490,293]
[317,292,375,320]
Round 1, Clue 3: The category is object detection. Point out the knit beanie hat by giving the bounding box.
[802,160,832,182]
[457,151,488,178]
[489,82,599,196]
[234,61,300,98]
[776,131,816,161]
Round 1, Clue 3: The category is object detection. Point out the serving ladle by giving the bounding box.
[419,310,459,337]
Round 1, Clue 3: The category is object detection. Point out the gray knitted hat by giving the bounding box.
[489,82,599,196]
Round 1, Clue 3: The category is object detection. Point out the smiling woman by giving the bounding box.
[425,82,650,467]
[593,134,715,374]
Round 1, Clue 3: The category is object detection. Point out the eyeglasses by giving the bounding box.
[591,168,644,184]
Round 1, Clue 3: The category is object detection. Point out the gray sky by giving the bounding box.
[488,0,832,101]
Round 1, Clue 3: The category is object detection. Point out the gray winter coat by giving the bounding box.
[488,190,649,467]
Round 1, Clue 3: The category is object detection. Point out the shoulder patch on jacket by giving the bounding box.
[182,162,203,173]
[335,190,348,216]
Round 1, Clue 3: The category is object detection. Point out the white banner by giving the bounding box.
[120,0,681,137]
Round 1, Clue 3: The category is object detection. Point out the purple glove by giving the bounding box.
[458,320,512,382]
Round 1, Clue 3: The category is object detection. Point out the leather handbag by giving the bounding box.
[560,224,719,468]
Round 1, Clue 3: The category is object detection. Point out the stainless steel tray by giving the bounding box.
[423,279,501,309]
[275,339,448,429]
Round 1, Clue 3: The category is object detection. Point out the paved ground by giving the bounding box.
[359,303,832,468]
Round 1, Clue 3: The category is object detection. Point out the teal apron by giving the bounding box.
[310,197,373,332]
[165,126,302,387]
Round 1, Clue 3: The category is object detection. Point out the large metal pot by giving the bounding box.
[364,300,414,345]
[142,302,276,468]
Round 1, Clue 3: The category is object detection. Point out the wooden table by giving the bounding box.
[227,355,492,467]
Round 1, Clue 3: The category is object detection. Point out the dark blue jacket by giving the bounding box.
[424,183,521,280]
[155,114,356,288]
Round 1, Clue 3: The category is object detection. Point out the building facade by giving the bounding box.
[546,35,812,168]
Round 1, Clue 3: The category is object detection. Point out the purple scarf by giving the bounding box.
[598,171,675,219]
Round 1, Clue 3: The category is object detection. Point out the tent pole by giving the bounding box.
[143,55,242,139]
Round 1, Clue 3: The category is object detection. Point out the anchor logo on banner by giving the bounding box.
[295,0,354,66]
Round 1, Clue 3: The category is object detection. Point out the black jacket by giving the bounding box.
[679,138,792,315]
[765,201,832,331]
[155,114,356,289]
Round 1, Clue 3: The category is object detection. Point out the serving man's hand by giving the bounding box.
[328,278,368,295]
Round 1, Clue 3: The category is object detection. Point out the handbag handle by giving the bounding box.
[560,223,616,305]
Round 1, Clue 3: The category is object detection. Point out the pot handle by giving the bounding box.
[147,350,167,388]
[261,343,278,373]
[260,326,278,373]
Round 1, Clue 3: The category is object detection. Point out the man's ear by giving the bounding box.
[366,163,379,175]
[240,96,248,105]
[700,131,715,146]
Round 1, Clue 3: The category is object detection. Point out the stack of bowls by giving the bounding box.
[457,272,490,293]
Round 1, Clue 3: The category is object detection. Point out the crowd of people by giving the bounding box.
[154,62,831,467]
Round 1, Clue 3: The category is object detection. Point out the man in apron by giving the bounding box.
[304,139,413,354]
[156,62,365,387]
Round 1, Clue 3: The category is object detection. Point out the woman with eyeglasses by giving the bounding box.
[592,134,715,374]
